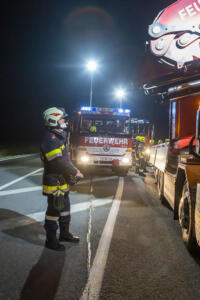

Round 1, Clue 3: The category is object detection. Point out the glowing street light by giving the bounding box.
[114,88,126,108]
[86,60,99,107]
[86,60,98,72]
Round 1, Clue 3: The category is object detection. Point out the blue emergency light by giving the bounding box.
[81,106,130,115]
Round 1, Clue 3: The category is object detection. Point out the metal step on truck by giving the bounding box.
[143,0,200,251]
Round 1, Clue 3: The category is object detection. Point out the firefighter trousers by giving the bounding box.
[45,191,71,226]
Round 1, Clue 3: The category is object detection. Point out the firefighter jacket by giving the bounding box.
[40,127,77,195]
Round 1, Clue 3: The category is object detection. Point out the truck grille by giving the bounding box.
[94,161,112,165]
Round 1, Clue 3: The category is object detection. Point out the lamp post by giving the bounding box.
[86,60,98,107]
[114,88,126,108]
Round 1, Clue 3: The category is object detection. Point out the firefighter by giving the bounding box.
[135,136,146,176]
[41,107,84,251]
[149,139,155,146]
[89,125,97,133]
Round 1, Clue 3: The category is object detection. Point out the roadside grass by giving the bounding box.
[0,143,39,157]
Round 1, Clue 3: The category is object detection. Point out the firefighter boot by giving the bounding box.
[44,220,65,251]
[59,217,80,243]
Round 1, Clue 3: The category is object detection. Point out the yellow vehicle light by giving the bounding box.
[126,149,132,153]
[79,147,86,151]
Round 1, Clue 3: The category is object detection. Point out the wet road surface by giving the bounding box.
[1,155,200,300]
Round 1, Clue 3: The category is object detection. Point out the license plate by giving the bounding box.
[99,156,112,161]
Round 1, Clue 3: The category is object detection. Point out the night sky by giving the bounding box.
[1,0,173,143]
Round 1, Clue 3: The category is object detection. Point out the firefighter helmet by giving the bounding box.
[43,107,68,127]
[149,139,155,145]
[136,136,141,142]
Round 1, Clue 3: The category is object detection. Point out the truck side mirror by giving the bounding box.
[195,106,200,154]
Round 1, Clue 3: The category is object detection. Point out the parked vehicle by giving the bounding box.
[144,0,200,250]
[70,106,132,175]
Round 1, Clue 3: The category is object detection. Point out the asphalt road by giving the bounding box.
[1,155,200,300]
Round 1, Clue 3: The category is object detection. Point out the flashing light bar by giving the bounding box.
[138,119,150,124]
[81,106,91,111]
[81,106,130,114]
[114,108,130,113]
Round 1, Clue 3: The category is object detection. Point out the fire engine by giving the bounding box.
[70,106,132,175]
[143,0,200,250]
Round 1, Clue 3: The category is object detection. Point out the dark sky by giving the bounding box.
[1,0,173,143]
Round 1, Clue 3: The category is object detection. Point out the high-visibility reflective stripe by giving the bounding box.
[60,211,70,216]
[45,145,65,161]
[45,215,59,221]
[60,184,68,189]
[43,184,68,191]
[43,185,57,191]
[45,148,62,159]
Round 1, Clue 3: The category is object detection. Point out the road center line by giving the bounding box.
[0,168,43,191]
[80,177,124,300]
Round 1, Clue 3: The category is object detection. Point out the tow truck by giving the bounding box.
[70,106,132,175]
[143,0,200,250]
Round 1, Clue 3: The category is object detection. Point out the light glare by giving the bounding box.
[86,60,98,72]
[81,156,89,163]
[114,89,126,99]
[122,157,129,163]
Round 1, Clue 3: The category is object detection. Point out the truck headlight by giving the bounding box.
[145,148,150,155]
[122,157,130,163]
[81,155,89,163]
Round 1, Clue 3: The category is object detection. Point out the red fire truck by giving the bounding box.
[70,106,132,175]
[143,0,200,250]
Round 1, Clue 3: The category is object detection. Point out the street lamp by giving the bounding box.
[86,60,98,107]
[114,88,126,108]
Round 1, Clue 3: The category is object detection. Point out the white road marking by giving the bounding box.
[0,198,113,232]
[0,168,43,191]
[0,176,118,196]
[0,154,37,162]
[0,186,42,196]
[31,173,43,176]
[81,177,124,300]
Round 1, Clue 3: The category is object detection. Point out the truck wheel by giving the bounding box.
[178,182,196,251]
[157,171,165,203]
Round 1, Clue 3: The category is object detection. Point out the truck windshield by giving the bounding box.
[131,123,149,138]
[80,116,130,136]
